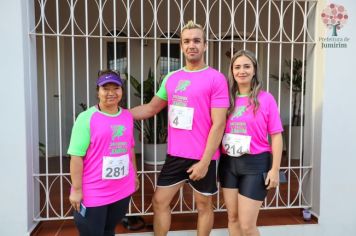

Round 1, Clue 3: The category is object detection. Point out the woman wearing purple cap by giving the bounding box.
[68,70,139,236]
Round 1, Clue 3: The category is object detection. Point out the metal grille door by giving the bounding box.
[30,0,317,220]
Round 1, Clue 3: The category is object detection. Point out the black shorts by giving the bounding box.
[157,155,218,195]
[218,152,271,201]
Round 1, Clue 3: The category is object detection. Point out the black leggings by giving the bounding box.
[74,196,131,236]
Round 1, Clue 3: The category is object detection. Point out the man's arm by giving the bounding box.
[130,96,168,120]
[187,107,227,180]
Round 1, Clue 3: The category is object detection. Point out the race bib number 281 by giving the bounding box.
[102,154,129,180]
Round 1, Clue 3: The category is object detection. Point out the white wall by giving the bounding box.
[0,0,38,235]
[318,0,356,235]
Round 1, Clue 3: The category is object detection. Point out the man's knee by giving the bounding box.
[195,195,213,213]
[227,212,239,224]
[239,222,257,235]
[152,192,170,211]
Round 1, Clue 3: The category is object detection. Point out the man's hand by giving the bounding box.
[187,161,210,181]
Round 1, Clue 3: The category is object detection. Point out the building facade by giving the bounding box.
[0,0,355,235]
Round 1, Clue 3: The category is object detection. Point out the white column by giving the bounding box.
[0,0,38,235]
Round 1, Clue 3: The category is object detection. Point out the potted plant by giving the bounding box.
[271,58,306,159]
[272,58,305,126]
[126,69,168,165]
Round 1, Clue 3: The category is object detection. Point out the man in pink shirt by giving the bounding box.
[130,21,229,236]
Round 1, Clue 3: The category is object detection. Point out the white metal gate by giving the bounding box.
[30,0,317,220]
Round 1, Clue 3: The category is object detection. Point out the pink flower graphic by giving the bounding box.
[321,3,348,36]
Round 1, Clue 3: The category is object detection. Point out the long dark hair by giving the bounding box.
[227,49,262,115]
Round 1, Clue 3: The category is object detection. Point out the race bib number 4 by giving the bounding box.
[222,133,251,157]
[102,154,129,180]
[168,105,194,130]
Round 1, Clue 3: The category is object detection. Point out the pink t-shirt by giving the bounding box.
[156,66,230,160]
[223,91,283,154]
[68,107,135,207]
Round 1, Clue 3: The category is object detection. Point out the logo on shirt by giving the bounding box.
[230,121,247,134]
[174,80,191,93]
[231,106,247,119]
[111,125,125,140]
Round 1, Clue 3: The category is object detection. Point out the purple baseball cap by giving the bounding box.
[96,73,123,86]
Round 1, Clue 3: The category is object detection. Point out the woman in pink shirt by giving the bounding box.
[218,50,284,236]
[68,70,139,236]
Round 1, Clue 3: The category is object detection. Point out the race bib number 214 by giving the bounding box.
[222,133,251,157]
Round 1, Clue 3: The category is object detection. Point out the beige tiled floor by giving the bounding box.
[31,209,317,235]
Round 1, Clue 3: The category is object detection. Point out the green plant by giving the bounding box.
[39,142,46,157]
[126,69,168,144]
[75,102,88,118]
[271,58,305,126]
[79,102,87,111]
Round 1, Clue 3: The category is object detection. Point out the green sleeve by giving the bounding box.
[67,107,96,157]
[156,71,175,101]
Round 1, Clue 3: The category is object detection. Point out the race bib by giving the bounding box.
[102,154,129,180]
[222,133,251,157]
[168,105,194,130]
